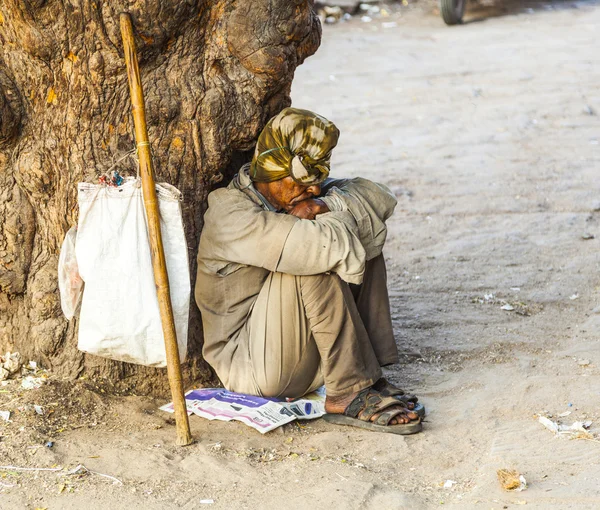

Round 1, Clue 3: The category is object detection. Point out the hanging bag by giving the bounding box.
[74,177,189,367]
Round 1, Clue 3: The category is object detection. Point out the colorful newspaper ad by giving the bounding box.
[160,387,326,434]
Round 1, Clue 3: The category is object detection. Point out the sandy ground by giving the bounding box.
[2,2,600,509]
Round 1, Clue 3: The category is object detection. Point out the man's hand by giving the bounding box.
[289,198,330,220]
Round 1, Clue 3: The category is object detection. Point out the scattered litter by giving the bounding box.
[484,293,494,301]
[0,411,10,422]
[21,376,45,390]
[582,233,595,240]
[538,416,559,433]
[62,464,123,485]
[28,361,37,370]
[200,500,215,505]
[497,469,527,491]
[0,367,8,381]
[443,480,457,488]
[578,359,591,367]
[34,405,44,415]
[569,294,579,301]
[558,411,572,417]
[538,416,594,438]
[510,287,521,292]
[45,441,54,448]
[361,15,372,22]
[382,21,398,28]
[501,304,514,311]
[584,105,596,116]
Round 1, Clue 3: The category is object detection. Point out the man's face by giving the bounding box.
[257,177,322,212]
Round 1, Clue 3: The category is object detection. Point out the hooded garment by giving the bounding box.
[250,107,340,185]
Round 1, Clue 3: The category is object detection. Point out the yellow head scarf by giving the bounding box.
[250,107,340,185]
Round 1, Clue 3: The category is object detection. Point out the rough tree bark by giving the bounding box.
[0,1,321,394]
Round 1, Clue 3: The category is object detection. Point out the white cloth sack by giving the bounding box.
[76,178,189,367]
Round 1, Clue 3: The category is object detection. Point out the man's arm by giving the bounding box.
[318,177,398,260]
[200,190,367,284]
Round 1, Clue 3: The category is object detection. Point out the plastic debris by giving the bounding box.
[558,411,572,417]
[538,416,593,437]
[501,304,514,311]
[45,441,54,448]
[200,500,215,505]
[361,15,372,22]
[0,410,10,422]
[382,21,398,28]
[570,294,579,300]
[21,376,45,390]
[34,405,44,415]
[578,359,591,367]
[582,233,595,240]
[443,480,457,488]
[497,469,527,491]
[538,416,559,434]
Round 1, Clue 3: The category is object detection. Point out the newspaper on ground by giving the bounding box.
[160,387,326,434]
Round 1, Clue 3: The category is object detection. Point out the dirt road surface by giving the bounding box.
[2,2,600,509]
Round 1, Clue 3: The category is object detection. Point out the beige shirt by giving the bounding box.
[195,166,397,386]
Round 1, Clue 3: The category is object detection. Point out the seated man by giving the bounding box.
[195,108,423,434]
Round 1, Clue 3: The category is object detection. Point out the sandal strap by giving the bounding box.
[343,389,405,422]
[374,408,408,427]
[343,388,371,418]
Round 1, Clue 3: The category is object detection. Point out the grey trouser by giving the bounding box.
[229,254,398,399]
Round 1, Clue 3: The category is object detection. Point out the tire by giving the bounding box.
[441,0,466,25]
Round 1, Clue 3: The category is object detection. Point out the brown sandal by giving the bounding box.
[322,388,422,435]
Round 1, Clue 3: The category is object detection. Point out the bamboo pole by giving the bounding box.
[119,12,192,446]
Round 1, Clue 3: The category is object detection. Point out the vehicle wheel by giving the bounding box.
[441,0,465,25]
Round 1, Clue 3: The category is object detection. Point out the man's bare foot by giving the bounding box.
[326,388,419,426]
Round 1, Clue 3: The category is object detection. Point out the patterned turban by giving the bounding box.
[249,107,340,185]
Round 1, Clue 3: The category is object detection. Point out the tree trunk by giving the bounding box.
[0,1,321,395]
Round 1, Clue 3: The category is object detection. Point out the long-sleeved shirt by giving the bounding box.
[195,165,397,382]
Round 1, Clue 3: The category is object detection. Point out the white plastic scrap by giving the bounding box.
[34,405,44,416]
[443,480,457,489]
[21,376,45,390]
[501,304,515,311]
[0,410,10,422]
[538,416,593,436]
[516,475,528,492]
[200,500,215,505]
